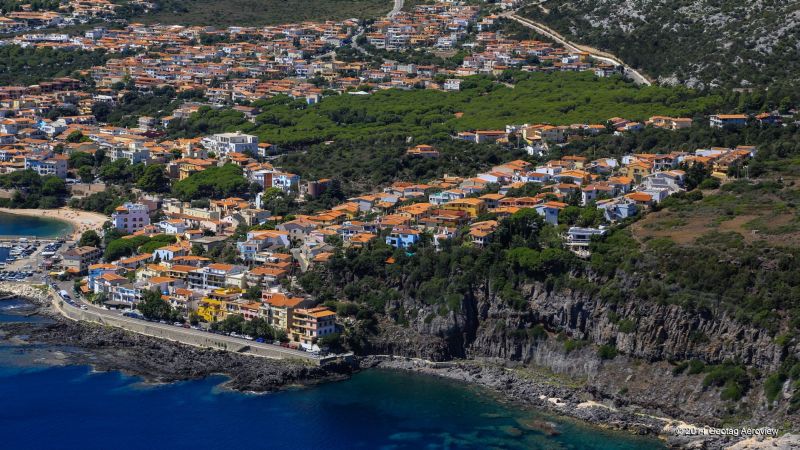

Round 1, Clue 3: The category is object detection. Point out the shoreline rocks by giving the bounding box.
[0,282,52,306]
[358,356,797,450]
[0,318,353,393]
[2,288,797,449]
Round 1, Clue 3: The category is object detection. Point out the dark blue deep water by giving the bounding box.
[0,303,665,450]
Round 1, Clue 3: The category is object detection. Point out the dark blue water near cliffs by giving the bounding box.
[0,304,665,450]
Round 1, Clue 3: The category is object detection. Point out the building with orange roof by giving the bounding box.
[469,220,498,247]
[246,266,288,288]
[116,252,154,270]
[534,201,568,225]
[291,306,337,347]
[624,161,652,183]
[710,114,748,128]
[625,192,654,206]
[347,232,378,248]
[397,202,434,222]
[262,291,313,331]
[406,144,439,158]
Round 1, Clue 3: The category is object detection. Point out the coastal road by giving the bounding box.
[503,13,652,86]
[51,286,317,362]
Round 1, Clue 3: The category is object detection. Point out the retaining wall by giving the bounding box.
[55,297,317,363]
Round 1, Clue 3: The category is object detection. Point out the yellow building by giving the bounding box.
[441,198,487,218]
[177,158,215,180]
[196,288,243,322]
[196,297,226,322]
[625,161,652,183]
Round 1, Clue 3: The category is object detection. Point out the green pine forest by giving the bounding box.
[166,72,723,147]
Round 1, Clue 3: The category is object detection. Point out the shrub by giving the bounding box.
[563,338,586,354]
[703,362,750,401]
[618,319,636,333]
[699,178,721,190]
[529,324,548,340]
[687,359,705,374]
[597,344,618,360]
[764,373,787,404]
[721,380,744,401]
[672,361,689,376]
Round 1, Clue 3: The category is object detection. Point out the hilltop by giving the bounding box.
[519,0,800,89]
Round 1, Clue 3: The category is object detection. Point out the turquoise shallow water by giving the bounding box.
[0,302,666,450]
[0,211,72,238]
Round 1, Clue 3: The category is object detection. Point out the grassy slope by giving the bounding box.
[129,0,391,26]
[618,127,800,332]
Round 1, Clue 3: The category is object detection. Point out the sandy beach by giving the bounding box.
[0,207,108,241]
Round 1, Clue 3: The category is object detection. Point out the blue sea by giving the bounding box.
[0,302,665,450]
[0,211,72,238]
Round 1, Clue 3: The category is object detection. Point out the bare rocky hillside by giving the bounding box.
[521,0,800,89]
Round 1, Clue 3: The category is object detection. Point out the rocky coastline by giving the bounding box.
[0,283,353,392]
[1,283,797,449]
[360,356,800,449]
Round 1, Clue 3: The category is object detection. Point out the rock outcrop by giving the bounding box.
[367,279,799,431]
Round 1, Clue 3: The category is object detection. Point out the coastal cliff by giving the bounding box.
[364,278,799,435]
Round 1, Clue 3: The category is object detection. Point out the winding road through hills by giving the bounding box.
[389,0,404,17]
[503,12,653,86]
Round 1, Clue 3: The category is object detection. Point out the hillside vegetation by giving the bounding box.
[299,123,800,420]
[167,72,722,147]
[125,0,391,26]
[522,0,800,89]
[0,46,112,85]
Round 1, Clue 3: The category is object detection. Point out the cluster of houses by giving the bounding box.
[709,112,784,128]
[364,4,480,52]
[67,198,337,348]
[58,131,755,348]
[0,0,152,34]
[453,115,692,157]
[0,2,774,350]
[362,3,614,82]
[0,0,618,110]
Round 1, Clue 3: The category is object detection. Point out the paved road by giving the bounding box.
[504,13,652,86]
[322,0,401,62]
[51,284,316,361]
[389,0,404,17]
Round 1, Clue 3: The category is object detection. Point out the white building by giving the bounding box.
[24,155,67,179]
[108,142,150,165]
[202,132,258,157]
[112,203,150,233]
[157,219,186,235]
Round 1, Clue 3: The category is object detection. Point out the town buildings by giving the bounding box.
[112,203,151,233]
